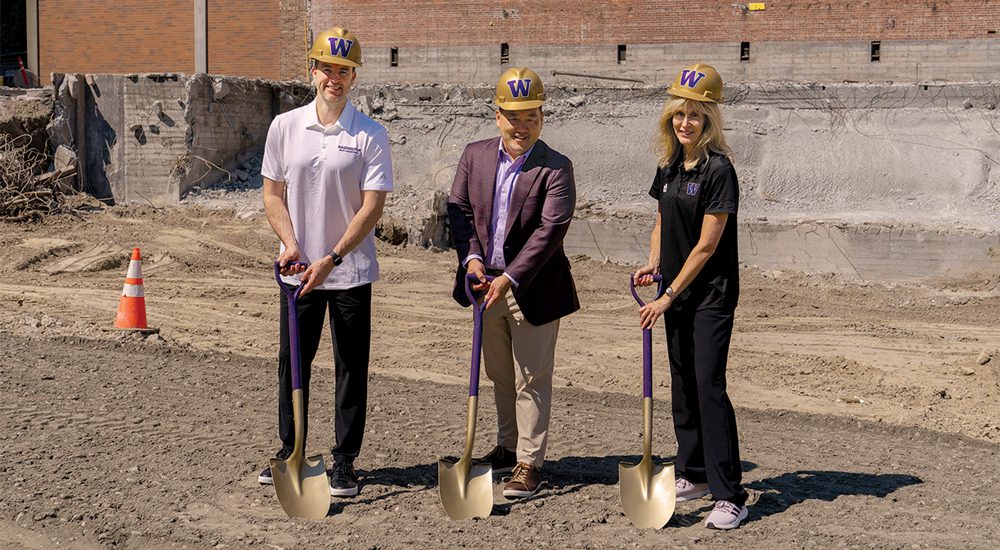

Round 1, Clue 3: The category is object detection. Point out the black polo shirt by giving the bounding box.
[648,151,740,311]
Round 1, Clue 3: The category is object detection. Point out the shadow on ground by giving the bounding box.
[745,470,923,523]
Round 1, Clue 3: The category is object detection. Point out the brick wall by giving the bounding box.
[208,1,282,79]
[38,0,286,83]
[37,1,1000,85]
[312,1,998,45]
[312,1,999,84]
[279,0,310,81]
[39,1,194,81]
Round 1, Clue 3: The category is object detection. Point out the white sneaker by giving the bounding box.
[705,500,748,530]
[675,477,710,502]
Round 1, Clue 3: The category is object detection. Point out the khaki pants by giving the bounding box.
[481,292,560,467]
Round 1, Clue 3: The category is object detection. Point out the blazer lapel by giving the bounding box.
[503,140,546,238]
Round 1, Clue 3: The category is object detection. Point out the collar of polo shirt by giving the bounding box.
[306,98,357,134]
[667,149,712,178]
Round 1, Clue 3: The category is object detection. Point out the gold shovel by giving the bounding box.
[438,274,495,520]
[270,262,330,519]
[620,275,676,529]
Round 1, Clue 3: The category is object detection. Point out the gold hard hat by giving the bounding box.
[667,63,723,103]
[309,27,362,67]
[495,67,545,110]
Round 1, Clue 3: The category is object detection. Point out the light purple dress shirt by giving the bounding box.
[463,141,535,287]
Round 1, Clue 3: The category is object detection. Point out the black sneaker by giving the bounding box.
[329,461,359,497]
[258,449,292,485]
[474,445,517,474]
[258,466,274,485]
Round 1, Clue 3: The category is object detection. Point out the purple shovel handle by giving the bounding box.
[630,274,665,399]
[274,261,309,392]
[464,273,495,398]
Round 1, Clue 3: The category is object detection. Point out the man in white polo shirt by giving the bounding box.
[257,27,392,498]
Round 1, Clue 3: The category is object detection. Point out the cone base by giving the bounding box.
[103,326,160,334]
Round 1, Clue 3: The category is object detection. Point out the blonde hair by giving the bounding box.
[653,97,731,169]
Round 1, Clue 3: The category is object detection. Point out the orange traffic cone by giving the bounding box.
[114,247,159,334]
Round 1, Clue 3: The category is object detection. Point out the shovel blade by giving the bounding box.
[619,460,676,529]
[437,458,493,520]
[271,454,330,519]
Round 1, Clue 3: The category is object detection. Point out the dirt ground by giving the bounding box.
[2,205,1000,549]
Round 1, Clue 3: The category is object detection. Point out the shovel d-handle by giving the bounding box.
[463,273,495,399]
[630,275,665,400]
[274,261,309,392]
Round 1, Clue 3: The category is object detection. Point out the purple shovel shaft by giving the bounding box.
[275,261,309,392]
[464,273,495,398]
[630,275,665,399]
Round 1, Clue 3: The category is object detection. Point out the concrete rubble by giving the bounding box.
[0,87,52,170]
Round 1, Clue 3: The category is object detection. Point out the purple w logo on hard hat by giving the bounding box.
[328,37,354,57]
[507,79,532,98]
[679,70,707,88]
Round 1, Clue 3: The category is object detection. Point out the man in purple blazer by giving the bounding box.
[447,67,579,499]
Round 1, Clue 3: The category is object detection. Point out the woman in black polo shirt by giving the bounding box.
[633,63,748,530]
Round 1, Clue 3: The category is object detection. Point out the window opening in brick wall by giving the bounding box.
[500,43,509,65]
[390,47,398,67]
[617,44,626,64]
[870,41,881,62]
[988,30,997,35]
[740,42,750,62]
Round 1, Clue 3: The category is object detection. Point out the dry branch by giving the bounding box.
[0,133,75,221]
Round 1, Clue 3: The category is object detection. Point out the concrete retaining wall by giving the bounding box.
[565,220,1000,283]
[40,76,1000,283]
[355,39,1000,85]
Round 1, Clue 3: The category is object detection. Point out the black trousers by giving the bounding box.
[277,283,371,464]
[664,304,748,506]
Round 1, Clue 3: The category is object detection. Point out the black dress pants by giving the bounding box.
[665,304,748,506]
[277,283,371,464]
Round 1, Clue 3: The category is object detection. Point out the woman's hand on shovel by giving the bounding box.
[639,295,672,329]
[633,264,659,287]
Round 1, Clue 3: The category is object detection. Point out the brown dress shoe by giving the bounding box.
[503,462,543,499]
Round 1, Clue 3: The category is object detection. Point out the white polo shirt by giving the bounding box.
[262,99,393,290]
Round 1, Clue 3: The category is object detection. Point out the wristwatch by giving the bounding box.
[665,286,677,299]
[328,250,343,266]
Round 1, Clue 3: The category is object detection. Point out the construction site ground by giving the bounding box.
[2,204,1000,549]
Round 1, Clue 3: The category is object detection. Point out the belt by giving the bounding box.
[485,268,504,277]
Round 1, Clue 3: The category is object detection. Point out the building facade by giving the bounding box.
[23,1,1000,84]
